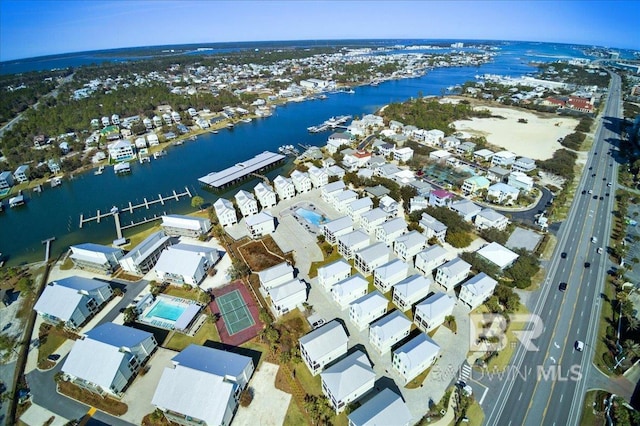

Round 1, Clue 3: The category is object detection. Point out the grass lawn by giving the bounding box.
[59,257,74,271]
[594,278,616,373]
[405,366,431,389]
[295,362,322,396]
[308,250,342,279]
[37,327,68,365]
[283,400,307,426]
[580,390,607,426]
[163,285,209,303]
[164,322,220,351]
[58,381,128,416]
[125,224,161,248]
[466,400,485,426]
[240,341,268,368]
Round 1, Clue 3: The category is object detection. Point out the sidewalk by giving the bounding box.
[20,403,70,426]
[428,391,456,426]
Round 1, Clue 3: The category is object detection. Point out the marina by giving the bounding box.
[198,150,286,190]
[307,114,352,133]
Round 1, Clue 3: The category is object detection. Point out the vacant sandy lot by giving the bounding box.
[453,106,579,160]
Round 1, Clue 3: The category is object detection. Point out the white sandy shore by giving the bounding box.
[452,106,579,160]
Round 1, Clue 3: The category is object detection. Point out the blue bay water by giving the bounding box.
[0,41,588,265]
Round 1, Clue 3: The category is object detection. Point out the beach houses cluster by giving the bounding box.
[257,262,308,318]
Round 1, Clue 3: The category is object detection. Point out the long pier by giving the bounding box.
[42,237,55,263]
[120,213,166,230]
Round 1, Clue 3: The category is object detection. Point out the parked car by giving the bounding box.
[47,354,60,361]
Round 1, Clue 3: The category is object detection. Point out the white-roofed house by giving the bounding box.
[414,292,456,332]
[331,274,369,309]
[334,190,359,213]
[62,323,157,395]
[450,199,482,222]
[392,274,432,311]
[245,211,276,239]
[512,157,537,173]
[321,180,346,202]
[476,242,519,269]
[487,166,511,183]
[323,216,354,245]
[327,132,352,154]
[337,229,370,260]
[379,195,400,217]
[254,181,277,209]
[491,150,517,167]
[429,150,452,162]
[435,257,472,292]
[393,146,414,162]
[308,165,329,188]
[152,344,253,426]
[258,262,294,291]
[34,276,113,329]
[213,198,238,227]
[273,175,296,200]
[317,259,352,291]
[154,244,219,286]
[459,272,498,310]
[415,244,449,276]
[354,242,390,276]
[392,333,440,384]
[268,278,307,317]
[394,231,427,263]
[347,388,412,426]
[409,196,429,213]
[327,165,346,180]
[508,171,534,192]
[347,197,373,224]
[473,148,494,162]
[69,243,124,274]
[419,213,448,244]
[375,217,408,246]
[119,230,172,275]
[107,139,135,162]
[487,182,520,204]
[462,175,491,196]
[360,208,387,235]
[291,169,312,194]
[475,208,510,231]
[300,320,349,376]
[349,291,388,331]
[160,214,212,238]
[373,259,409,294]
[235,190,259,217]
[321,350,376,413]
[369,310,412,354]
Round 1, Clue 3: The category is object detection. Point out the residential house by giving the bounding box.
[459,272,498,310]
[487,182,520,204]
[394,231,427,263]
[413,292,456,332]
[326,165,346,180]
[393,147,414,162]
[456,141,477,156]
[337,230,370,260]
[213,198,238,227]
[363,185,390,199]
[269,279,307,317]
[119,231,172,275]
[477,242,519,269]
[327,132,352,154]
[473,149,494,162]
[389,120,404,133]
[291,170,312,194]
[47,159,61,174]
[435,257,472,292]
[349,291,388,331]
[419,213,448,244]
[508,171,534,192]
[373,259,409,294]
[347,388,412,426]
[331,274,368,309]
[258,262,294,291]
[450,199,482,222]
[415,244,449,276]
[462,175,491,195]
[321,180,346,203]
[360,208,387,235]
[254,182,277,209]
[152,344,253,426]
[441,136,461,150]
[369,310,412,354]
[62,323,157,396]
[429,190,455,208]
[0,171,15,190]
[308,165,329,188]
[354,242,390,276]
[321,350,375,413]
[409,196,429,213]
[392,274,432,311]
[512,157,537,173]
[245,211,276,239]
[34,276,113,329]
[147,133,160,146]
[299,320,349,376]
[160,214,212,238]
[343,150,372,171]
[375,217,408,246]
[429,150,452,162]
[347,197,373,224]
[379,196,400,217]
[475,208,509,231]
[333,190,359,213]
[410,180,433,197]
[392,334,440,384]
[273,175,296,200]
[107,140,135,162]
[317,260,351,291]
[13,165,29,183]
[235,190,259,217]
[323,216,354,245]
[375,163,401,180]
[154,243,219,286]
[487,166,511,183]
[69,243,124,274]
[491,150,517,168]
[362,114,384,128]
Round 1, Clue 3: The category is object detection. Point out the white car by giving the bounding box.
[575,341,584,352]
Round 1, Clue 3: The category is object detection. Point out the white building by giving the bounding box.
[392,333,440,384]
[459,272,498,310]
[327,133,352,154]
[273,175,296,200]
[450,199,482,222]
[258,262,294,291]
[245,211,276,239]
[473,148,494,162]
[379,195,400,218]
[291,170,312,194]
[435,257,472,292]
[317,259,351,291]
[474,208,510,231]
[347,388,412,426]
[331,274,369,309]
[512,157,536,173]
[334,190,359,213]
[476,242,519,269]
[394,147,414,162]
[347,197,373,224]
[508,171,534,192]
[268,278,307,317]
[369,310,412,354]
[235,190,259,217]
[375,217,408,246]
[429,150,452,162]
[349,291,388,331]
[373,259,409,294]
[360,208,387,234]
[414,245,448,276]
[69,243,124,274]
[491,150,517,167]
[337,230,370,260]
[321,180,347,203]
[154,244,219,286]
[414,292,456,332]
[419,213,448,244]
[323,216,354,245]
[487,182,520,204]
[161,214,212,238]
[107,140,135,162]
[254,182,277,209]
[213,198,238,227]
[392,274,432,311]
[321,350,375,413]
[354,242,390,276]
[308,165,329,188]
[119,231,172,275]
[394,231,427,263]
[300,320,349,376]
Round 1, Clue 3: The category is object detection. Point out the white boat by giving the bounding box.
[241,118,252,123]
[9,194,25,207]
[50,177,62,188]
[94,166,104,175]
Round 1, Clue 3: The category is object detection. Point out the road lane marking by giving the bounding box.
[479,386,488,405]
[519,392,523,401]
[560,394,564,403]
[554,342,560,349]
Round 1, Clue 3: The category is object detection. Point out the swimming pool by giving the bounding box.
[296,207,327,226]
[144,299,187,321]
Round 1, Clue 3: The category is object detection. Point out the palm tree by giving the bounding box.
[623,339,640,359]
[626,317,640,333]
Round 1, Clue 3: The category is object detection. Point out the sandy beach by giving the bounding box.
[452,106,579,160]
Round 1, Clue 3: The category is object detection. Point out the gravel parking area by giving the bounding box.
[234,362,291,426]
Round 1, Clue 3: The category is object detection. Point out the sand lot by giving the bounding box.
[453,106,579,160]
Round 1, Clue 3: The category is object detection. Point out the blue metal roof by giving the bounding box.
[72,243,122,254]
[172,344,252,377]
[85,322,153,348]
[54,276,110,292]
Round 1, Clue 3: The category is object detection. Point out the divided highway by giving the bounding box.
[485,72,623,426]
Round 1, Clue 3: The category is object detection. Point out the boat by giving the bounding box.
[33,184,42,193]
[226,123,234,129]
[211,130,219,134]
[94,165,104,175]
[188,135,197,141]
[153,150,167,159]
[241,118,252,123]
[174,140,184,146]
[318,94,328,100]
[50,177,62,188]
[114,162,131,175]
[9,194,25,208]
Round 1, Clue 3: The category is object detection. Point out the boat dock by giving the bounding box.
[198,151,285,190]
[307,115,352,133]
[42,237,55,263]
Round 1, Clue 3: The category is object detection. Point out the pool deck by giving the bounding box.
[138,295,201,331]
[280,201,327,235]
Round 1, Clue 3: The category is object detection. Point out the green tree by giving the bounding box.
[191,195,205,211]
[123,306,138,324]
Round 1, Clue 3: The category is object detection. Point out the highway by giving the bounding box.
[485,72,624,426]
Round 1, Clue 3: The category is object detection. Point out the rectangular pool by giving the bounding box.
[144,299,187,321]
[139,295,201,331]
[296,208,327,226]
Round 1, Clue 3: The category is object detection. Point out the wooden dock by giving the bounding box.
[42,237,55,263]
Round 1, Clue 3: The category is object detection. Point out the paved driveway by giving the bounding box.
[234,362,291,426]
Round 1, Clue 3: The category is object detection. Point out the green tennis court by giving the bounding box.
[216,289,255,335]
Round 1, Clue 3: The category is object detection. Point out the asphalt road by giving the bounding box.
[484,72,625,426]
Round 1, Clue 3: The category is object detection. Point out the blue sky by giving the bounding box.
[1,0,639,61]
